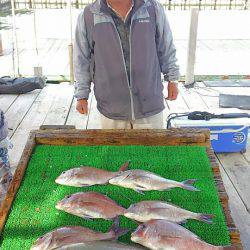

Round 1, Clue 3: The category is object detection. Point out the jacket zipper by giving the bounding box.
[110,19,136,121]
[129,17,135,121]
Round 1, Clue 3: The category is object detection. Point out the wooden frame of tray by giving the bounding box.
[0,127,242,249]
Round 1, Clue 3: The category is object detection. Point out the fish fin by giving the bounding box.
[179,220,188,225]
[118,161,131,172]
[181,179,200,192]
[197,213,214,224]
[79,184,92,187]
[83,216,93,221]
[109,217,129,240]
[134,189,145,195]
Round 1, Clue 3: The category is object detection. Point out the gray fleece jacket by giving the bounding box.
[74,0,180,120]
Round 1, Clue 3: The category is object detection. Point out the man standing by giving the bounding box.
[74,0,180,129]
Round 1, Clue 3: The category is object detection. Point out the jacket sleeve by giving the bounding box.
[155,2,180,82]
[73,11,92,100]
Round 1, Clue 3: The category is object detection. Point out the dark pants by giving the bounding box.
[0,77,45,94]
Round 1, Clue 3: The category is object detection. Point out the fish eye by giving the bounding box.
[39,236,44,239]
[65,195,71,199]
[62,171,66,174]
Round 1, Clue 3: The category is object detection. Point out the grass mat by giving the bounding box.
[1,145,231,249]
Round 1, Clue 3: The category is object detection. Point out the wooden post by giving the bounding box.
[11,0,20,77]
[168,0,172,10]
[185,8,199,87]
[214,0,218,10]
[33,66,43,77]
[68,0,74,84]
[68,44,74,84]
[0,34,3,56]
[245,0,249,10]
[229,0,233,10]
[32,0,43,78]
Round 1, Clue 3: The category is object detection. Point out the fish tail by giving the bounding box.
[196,213,214,224]
[118,161,131,172]
[109,217,129,240]
[181,179,200,191]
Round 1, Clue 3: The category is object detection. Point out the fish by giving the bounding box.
[57,241,146,250]
[56,191,126,220]
[55,161,130,187]
[124,200,214,224]
[109,170,199,194]
[30,219,127,250]
[131,219,235,250]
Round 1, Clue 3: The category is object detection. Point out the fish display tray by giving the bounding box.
[0,128,243,249]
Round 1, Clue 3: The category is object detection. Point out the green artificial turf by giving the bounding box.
[0,145,231,249]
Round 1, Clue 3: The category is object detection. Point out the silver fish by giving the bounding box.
[124,200,214,224]
[56,191,126,220]
[131,220,235,250]
[57,241,146,250]
[109,170,199,194]
[31,220,127,250]
[55,161,130,187]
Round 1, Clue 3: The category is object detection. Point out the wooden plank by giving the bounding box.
[42,83,74,125]
[190,83,220,109]
[34,128,210,146]
[207,148,242,249]
[86,94,101,129]
[0,95,19,113]
[216,153,250,212]
[178,83,208,110]
[8,84,58,169]
[218,161,250,250]
[5,90,41,137]
[243,141,250,163]
[0,132,36,233]
[165,84,190,112]
[66,90,93,129]
[0,128,242,249]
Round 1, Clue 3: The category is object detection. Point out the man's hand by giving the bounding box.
[76,99,88,115]
[166,82,178,101]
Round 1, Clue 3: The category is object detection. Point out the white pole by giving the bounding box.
[11,0,20,76]
[185,8,199,86]
[246,0,250,10]
[67,0,74,84]
[0,33,3,56]
[32,0,43,77]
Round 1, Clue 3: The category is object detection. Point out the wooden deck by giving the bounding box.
[1,82,249,249]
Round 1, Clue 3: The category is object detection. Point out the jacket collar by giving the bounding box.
[90,0,147,15]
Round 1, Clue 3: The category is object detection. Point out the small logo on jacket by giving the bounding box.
[139,19,150,23]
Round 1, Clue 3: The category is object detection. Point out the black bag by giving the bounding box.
[0,76,46,94]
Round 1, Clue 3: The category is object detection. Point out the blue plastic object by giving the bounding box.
[171,117,249,153]
[202,125,248,153]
